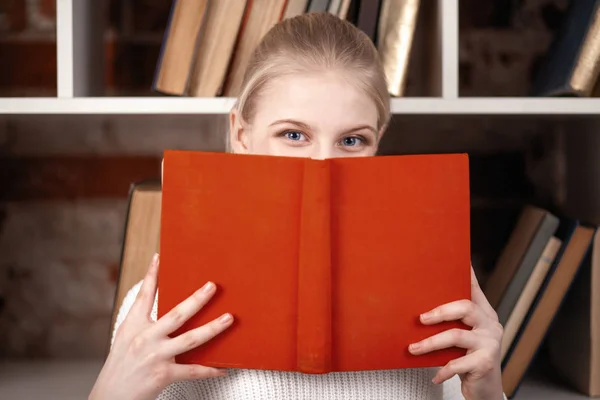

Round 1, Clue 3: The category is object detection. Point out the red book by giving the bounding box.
[158,150,471,373]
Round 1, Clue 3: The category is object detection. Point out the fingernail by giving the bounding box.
[152,253,159,266]
[432,376,439,384]
[201,281,215,294]
[420,313,430,322]
[219,313,232,324]
[409,343,420,352]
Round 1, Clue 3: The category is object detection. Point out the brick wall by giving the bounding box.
[0,115,228,358]
[0,0,57,96]
[0,0,574,359]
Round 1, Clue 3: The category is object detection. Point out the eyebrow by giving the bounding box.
[269,119,378,136]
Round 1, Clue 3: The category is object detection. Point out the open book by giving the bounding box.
[158,150,471,373]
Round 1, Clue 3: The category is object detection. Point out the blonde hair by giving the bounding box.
[228,12,390,150]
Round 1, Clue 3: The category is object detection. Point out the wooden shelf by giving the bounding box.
[1,97,599,115]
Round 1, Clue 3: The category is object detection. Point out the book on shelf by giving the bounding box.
[157,150,472,373]
[338,0,353,19]
[221,0,288,97]
[186,0,248,96]
[308,0,330,13]
[327,0,343,15]
[531,0,600,96]
[283,0,311,19]
[546,230,600,397]
[377,0,421,97]
[487,208,597,398]
[110,180,162,350]
[152,0,419,98]
[356,0,382,43]
[483,206,559,309]
[500,235,562,361]
[493,208,560,328]
[152,0,208,95]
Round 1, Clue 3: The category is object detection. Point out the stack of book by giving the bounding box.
[152,0,421,98]
[483,205,600,398]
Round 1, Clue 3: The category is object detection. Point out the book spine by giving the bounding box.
[531,0,600,96]
[356,0,382,43]
[308,0,330,13]
[377,0,421,96]
[296,159,332,373]
[500,236,561,362]
[496,213,559,325]
[152,0,208,96]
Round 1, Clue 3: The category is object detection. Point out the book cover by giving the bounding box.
[157,150,471,373]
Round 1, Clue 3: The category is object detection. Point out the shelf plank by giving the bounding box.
[0,97,599,115]
[56,0,74,98]
[0,97,238,115]
[440,0,458,98]
[389,98,600,115]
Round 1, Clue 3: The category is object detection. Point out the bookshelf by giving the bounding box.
[1,0,598,116]
[0,1,598,400]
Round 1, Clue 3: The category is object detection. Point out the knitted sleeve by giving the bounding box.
[111,280,153,347]
[442,375,465,399]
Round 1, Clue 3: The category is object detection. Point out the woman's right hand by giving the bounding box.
[89,253,234,400]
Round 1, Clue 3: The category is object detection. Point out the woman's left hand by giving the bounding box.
[408,265,505,400]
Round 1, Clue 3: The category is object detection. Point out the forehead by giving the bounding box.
[252,71,379,129]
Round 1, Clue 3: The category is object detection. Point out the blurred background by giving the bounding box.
[0,0,599,398]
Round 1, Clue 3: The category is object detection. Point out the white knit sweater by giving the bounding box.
[112,281,493,400]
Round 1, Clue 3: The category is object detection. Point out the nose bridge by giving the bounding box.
[310,141,334,160]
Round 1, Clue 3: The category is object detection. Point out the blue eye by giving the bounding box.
[284,131,305,141]
[342,137,363,147]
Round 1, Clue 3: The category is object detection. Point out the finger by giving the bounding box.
[131,253,160,319]
[408,328,479,355]
[432,349,496,384]
[152,281,218,337]
[168,363,227,382]
[420,299,487,328]
[162,312,234,358]
[470,265,498,321]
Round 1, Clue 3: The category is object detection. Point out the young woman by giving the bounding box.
[90,12,505,400]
